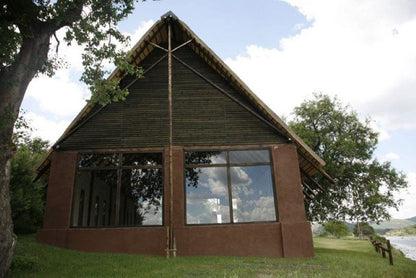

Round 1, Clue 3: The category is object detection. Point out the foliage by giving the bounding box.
[1,1,145,274]
[10,235,416,278]
[323,220,350,238]
[289,93,408,223]
[1,0,143,105]
[353,222,375,237]
[371,234,387,244]
[10,134,49,234]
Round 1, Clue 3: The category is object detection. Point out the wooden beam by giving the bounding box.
[172,39,193,53]
[300,168,326,192]
[303,181,318,196]
[298,151,336,184]
[146,40,168,52]
[167,21,176,259]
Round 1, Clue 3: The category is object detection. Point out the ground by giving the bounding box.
[10,235,416,277]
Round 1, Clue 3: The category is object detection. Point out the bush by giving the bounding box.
[353,222,375,238]
[371,234,387,244]
[323,220,350,238]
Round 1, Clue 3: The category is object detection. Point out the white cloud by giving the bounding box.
[225,0,416,135]
[124,20,155,48]
[26,75,89,116]
[389,172,416,219]
[26,112,70,144]
[384,152,400,161]
[23,20,155,142]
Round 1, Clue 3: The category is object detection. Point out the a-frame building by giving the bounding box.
[36,12,330,258]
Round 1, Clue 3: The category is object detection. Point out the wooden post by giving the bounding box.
[168,20,174,259]
[387,240,393,265]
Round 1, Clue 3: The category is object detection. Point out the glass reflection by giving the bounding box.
[78,153,119,168]
[122,153,163,166]
[230,166,276,222]
[229,150,270,163]
[185,151,226,165]
[186,167,230,224]
[119,168,163,226]
[71,170,117,227]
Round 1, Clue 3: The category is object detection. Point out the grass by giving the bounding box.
[10,235,416,278]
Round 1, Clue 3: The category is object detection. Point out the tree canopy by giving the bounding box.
[1,1,144,276]
[289,93,408,225]
[322,220,350,238]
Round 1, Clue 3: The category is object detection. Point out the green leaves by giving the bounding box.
[2,0,143,106]
[322,220,350,238]
[290,93,408,223]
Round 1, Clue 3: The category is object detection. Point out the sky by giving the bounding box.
[21,0,416,219]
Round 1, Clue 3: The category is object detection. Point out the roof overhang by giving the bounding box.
[35,11,334,191]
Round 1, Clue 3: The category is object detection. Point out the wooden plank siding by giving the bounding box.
[172,44,286,146]
[59,48,170,150]
[59,41,285,151]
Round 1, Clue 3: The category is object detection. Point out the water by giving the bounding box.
[386,236,416,261]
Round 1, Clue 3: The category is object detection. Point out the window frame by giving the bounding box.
[70,151,164,228]
[183,147,279,226]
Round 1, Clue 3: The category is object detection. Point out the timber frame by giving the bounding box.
[36,11,332,201]
[36,11,331,258]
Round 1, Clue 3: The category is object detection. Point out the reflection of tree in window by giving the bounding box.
[185,151,223,188]
[71,152,163,228]
[121,168,163,226]
[78,153,119,168]
[94,196,99,227]
[102,200,106,226]
[78,190,85,226]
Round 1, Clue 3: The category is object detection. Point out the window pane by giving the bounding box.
[229,150,270,163]
[230,165,276,223]
[119,169,163,226]
[186,167,230,224]
[78,153,119,168]
[122,153,162,166]
[185,151,226,165]
[71,170,117,227]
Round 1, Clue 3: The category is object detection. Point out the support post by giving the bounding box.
[387,240,393,265]
[167,21,176,258]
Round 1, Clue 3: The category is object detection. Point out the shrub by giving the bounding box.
[353,222,375,238]
[323,220,350,238]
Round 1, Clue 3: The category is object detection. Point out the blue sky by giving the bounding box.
[21,0,416,219]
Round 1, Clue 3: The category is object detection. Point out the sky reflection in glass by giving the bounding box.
[186,167,230,224]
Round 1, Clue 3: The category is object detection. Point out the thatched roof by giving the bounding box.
[36,11,333,189]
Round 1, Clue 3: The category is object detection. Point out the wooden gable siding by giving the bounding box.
[59,48,169,150]
[59,43,285,151]
[172,45,286,146]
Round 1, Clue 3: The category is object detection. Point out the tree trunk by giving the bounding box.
[0,145,16,278]
[0,28,51,278]
[357,221,363,240]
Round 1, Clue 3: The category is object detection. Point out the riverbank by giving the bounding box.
[9,235,416,277]
[387,236,416,261]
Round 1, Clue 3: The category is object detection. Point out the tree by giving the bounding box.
[0,1,143,275]
[353,222,374,239]
[11,113,49,234]
[11,137,49,234]
[289,93,408,229]
[323,220,350,238]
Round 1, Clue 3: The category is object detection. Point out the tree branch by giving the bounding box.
[50,0,86,30]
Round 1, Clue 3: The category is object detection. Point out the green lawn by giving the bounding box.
[10,235,416,278]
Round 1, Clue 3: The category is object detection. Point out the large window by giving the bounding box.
[185,149,277,225]
[71,152,163,227]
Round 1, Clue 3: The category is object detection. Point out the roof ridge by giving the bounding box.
[35,12,328,182]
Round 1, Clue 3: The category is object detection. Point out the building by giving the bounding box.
[36,11,331,258]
